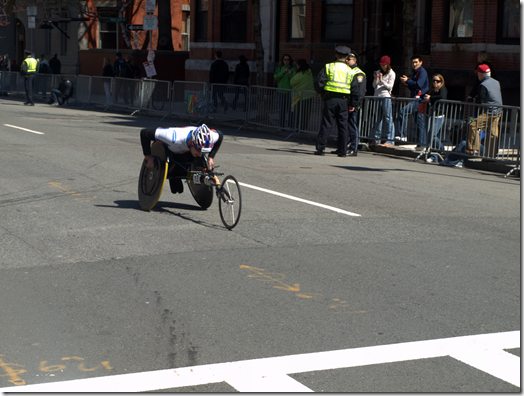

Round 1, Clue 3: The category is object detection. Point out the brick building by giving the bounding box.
[187,0,520,105]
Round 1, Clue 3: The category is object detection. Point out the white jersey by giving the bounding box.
[154,126,219,154]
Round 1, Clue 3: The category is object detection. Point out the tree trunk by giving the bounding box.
[157,0,174,51]
[251,0,264,86]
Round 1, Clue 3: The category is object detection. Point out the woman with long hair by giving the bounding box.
[372,55,395,145]
[423,73,448,151]
[102,57,114,105]
[290,59,315,131]
[274,53,296,128]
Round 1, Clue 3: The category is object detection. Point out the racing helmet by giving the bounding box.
[191,124,212,153]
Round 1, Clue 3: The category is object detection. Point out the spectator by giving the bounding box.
[20,50,37,106]
[290,59,315,131]
[232,54,250,111]
[46,77,74,106]
[396,55,429,147]
[372,55,395,146]
[37,54,51,99]
[126,55,140,104]
[346,51,367,156]
[49,53,61,74]
[467,51,491,102]
[314,46,352,157]
[273,54,296,128]
[0,55,6,71]
[113,51,130,104]
[102,57,114,105]
[466,64,503,158]
[11,59,19,72]
[209,51,229,111]
[423,73,448,151]
[4,54,10,71]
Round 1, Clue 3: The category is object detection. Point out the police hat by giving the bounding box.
[24,49,32,55]
[335,46,351,55]
[348,52,359,61]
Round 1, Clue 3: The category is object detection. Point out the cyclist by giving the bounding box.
[140,124,223,194]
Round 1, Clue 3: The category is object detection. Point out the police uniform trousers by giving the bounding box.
[347,107,360,153]
[25,73,35,104]
[316,96,349,154]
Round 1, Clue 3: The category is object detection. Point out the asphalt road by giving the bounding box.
[0,98,520,392]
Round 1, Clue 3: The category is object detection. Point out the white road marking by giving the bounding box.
[4,124,44,135]
[239,182,361,217]
[0,331,518,392]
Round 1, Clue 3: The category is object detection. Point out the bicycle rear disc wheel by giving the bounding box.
[218,175,242,230]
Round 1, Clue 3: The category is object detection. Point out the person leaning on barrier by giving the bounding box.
[397,55,429,146]
[140,124,223,194]
[314,46,353,157]
[274,53,296,128]
[20,50,37,106]
[466,64,503,157]
[346,51,366,156]
[46,77,74,106]
[290,59,315,131]
[422,73,447,151]
[102,57,114,105]
[467,51,491,102]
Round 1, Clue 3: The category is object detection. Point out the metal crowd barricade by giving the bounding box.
[169,80,208,123]
[291,89,321,141]
[75,75,92,107]
[206,83,249,128]
[33,73,54,101]
[246,85,298,135]
[112,77,141,111]
[90,76,114,108]
[3,71,23,97]
[139,78,171,116]
[426,99,520,163]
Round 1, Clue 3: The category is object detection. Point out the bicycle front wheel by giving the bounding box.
[218,175,242,230]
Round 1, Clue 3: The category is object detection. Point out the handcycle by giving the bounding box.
[138,141,242,230]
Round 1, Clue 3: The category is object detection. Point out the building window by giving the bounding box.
[221,0,247,42]
[97,8,117,49]
[195,0,208,42]
[289,0,305,39]
[322,0,353,41]
[181,10,190,51]
[447,0,473,39]
[497,0,520,44]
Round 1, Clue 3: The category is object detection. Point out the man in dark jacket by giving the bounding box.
[113,51,129,104]
[49,53,61,74]
[346,51,367,156]
[210,51,229,111]
[396,55,429,147]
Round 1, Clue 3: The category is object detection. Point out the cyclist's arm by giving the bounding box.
[208,129,223,159]
[140,128,157,156]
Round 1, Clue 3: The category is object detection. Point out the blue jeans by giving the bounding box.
[448,140,485,162]
[397,100,426,144]
[374,97,394,144]
[426,115,445,151]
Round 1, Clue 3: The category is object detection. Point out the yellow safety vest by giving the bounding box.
[324,62,352,94]
[23,57,38,73]
[349,66,366,82]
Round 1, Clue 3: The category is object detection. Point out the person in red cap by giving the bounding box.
[467,51,491,102]
[372,55,396,146]
[466,64,503,157]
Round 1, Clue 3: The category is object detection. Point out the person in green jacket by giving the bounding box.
[290,59,315,131]
[273,54,296,129]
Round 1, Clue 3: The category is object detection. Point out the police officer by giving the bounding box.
[314,46,353,157]
[346,51,367,156]
[21,50,37,106]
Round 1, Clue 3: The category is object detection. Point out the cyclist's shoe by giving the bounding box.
[169,178,184,194]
